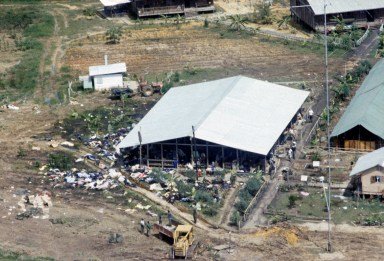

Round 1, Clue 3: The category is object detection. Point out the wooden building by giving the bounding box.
[100,0,215,18]
[290,0,384,31]
[131,0,215,17]
[331,59,384,151]
[349,147,384,196]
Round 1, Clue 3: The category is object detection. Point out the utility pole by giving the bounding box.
[324,0,332,253]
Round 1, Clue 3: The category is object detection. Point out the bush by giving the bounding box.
[288,195,298,208]
[245,177,262,196]
[202,206,218,217]
[48,151,74,170]
[194,190,213,204]
[230,211,241,226]
[235,198,249,213]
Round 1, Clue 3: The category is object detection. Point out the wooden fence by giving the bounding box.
[356,25,370,46]
[242,181,268,223]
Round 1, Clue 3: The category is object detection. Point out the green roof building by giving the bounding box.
[331,59,384,150]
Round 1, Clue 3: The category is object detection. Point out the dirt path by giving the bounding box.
[218,186,239,228]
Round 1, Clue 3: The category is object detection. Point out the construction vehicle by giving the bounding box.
[154,220,197,259]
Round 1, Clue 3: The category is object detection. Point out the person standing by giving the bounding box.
[291,141,297,159]
[140,218,145,234]
[288,148,293,162]
[308,108,314,123]
[193,207,197,224]
[158,213,162,225]
[167,210,172,226]
[146,221,152,237]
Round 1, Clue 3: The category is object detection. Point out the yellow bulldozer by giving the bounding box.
[154,220,196,259]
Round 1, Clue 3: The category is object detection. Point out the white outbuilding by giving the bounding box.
[79,61,127,91]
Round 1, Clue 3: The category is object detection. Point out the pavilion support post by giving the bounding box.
[236,149,239,170]
[176,139,179,163]
[146,144,149,166]
[222,146,225,169]
[206,142,209,167]
[161,143,164,169]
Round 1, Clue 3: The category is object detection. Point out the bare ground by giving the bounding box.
[0,1,383,260]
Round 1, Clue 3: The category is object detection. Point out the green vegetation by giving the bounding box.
[106,26,123,44]
[269,187,384,225]
[0,248,54,261]
[253,2,273,25]
[0,7,54,101]
[377,31,384,57]
[227,15,248,31]
[48,151,74,170]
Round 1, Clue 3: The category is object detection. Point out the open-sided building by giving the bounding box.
[117,76,309,171]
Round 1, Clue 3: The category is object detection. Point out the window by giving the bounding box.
[371,176,382,183]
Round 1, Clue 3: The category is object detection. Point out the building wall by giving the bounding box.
[361,167,384,195]
[94,74,123,90]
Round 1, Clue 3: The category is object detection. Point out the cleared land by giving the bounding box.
[0,1,383,261]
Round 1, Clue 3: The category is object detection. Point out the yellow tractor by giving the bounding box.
[154,221,196,259]
[172,225,194,259]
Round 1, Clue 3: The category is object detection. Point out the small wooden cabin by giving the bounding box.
[350,148,384,196]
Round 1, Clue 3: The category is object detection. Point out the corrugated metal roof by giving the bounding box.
[117,76,309,156]
[89,63,126,77]
[350,147,384,176]
[307,0,384,15]
[100,0,132,7]
[331,59,384,139]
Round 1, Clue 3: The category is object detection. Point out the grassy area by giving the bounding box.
[269,186,384,225]
[0,248,54,261]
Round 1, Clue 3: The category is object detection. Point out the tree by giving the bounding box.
[227,15,248,31]
[106,26,122,44]
[277,15,291,29]
[254,3,273,24]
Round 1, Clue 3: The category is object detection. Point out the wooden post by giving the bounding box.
[236,149,239,170]
[222,146,224,169]
[161,143,164,169]
[175,139,179,163]
[146,144,149,166]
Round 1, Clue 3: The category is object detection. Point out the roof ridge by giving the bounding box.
[192,76,243,135]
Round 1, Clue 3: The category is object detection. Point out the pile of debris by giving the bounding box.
[16,191,52,220]
[44,168,135,190]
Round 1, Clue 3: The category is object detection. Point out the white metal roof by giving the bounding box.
[89,62,126,77]
[307,0,384,15]
[100,0,132,7]
[117,76,309,156]
[350,147,384,176]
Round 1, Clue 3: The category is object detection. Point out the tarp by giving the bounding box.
[117,76,309,156]
[350,147,384,176]
[331,59,384,139]
[306,0,384,15]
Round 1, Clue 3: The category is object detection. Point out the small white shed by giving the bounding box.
[80,62,127,91]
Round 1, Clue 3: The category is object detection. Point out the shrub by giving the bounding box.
[202,206,218,217]
[230,211,241,226]
[48,151,73,170]
[245,177,262,196]
[288,195,298,208]
[235,197,249,213]
[194,190,213,204]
